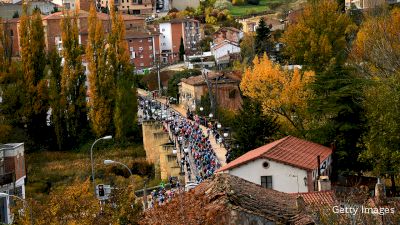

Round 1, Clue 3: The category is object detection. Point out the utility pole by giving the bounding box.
[157,55,161,96]
[200,48,215,115]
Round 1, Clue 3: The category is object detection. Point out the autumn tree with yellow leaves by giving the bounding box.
[60,10,88,147]
[107,2,138,142]
[86,5,114,138]
[240,54,314,136]
[280,0,356,73]
[350,7,400,78]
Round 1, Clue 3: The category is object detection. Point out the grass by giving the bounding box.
[228,0,293,17]
[25,143,160,202]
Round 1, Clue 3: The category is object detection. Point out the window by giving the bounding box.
[139,39,143,43]
[122,0,124,3]
[162,28,165,32]
[149,54,153,58]
[140,63,144,66]
[261,176,272,189]
[131,51,136,59]
[149,46,152,50]
[140,55,143,58]
[148,37,152,42]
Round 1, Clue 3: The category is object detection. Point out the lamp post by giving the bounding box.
[103,160,133,176]
[91,135,113,196]
[0,193,33,225]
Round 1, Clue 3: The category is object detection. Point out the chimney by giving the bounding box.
[375,177,385,205]
[318,176,331,191]
[296,195,306,212]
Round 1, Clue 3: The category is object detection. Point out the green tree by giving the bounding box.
[179,37,185,61]
[360,74,400,195]
[167,69,201,98]
[308,64,367,177]
[86,6,114,138]
[60,11,88,147]
[48,50,66,150]
[108,3,137,142]
[280,0,356,73]
[240,33,255,62]
[255,18,273,56]
[231,98,279,161]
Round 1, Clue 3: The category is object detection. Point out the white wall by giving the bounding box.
[212,43,241,59]
[159,23,172,52]
[227,158,309,193]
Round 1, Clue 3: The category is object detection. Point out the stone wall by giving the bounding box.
[142,121,180,180]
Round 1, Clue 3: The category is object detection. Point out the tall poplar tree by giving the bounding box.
[19,4,49,148]
[48,50,66,150]
[86,5,113,138]
[61,11,88,147]
[108,3,137,141]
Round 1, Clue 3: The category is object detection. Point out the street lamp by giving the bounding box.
[91,135,113,196]
[209,113,213,118]
[217,123,222,129]
[0,193,33,225]
[200,107,204,112]
[104,159,133,176]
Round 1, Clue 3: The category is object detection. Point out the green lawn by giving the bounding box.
[228,0,289,17]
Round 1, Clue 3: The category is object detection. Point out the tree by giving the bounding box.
[308,64,367,176]
[255,18,273,56]
[19,6,49,149]
[86,5,114,138]
[350,8,400,78]
[12,10,19,18]
[167,69,201,98]
[60,11,88,147]
[280,0,356,73]
[48,50,67,150]
[179,37,185,61]
[360,74,400,195]
[240,54,315,136]
[240,33,255,62]
[214,0,232,10]
[107,2,137,142]
[231,98,279,160]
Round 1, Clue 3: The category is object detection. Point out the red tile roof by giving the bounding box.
[296,190,337,206]
[218,136,332,172]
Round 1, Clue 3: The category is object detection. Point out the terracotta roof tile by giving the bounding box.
[142,174,314,224]
[296,190,337,206]
[218,136,332,172]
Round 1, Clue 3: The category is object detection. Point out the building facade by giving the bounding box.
[125,29,160,73]
[99,0,152,15]
[158,19,202,64]
[217,136,333,193]
[0,143,26,224]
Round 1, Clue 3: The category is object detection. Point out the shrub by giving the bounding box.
[214,0,232,10]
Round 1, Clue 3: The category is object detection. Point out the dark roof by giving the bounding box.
[142,174,314,224]
[215,26,242,34]
[218,136,332,172]
[180,72,239,86]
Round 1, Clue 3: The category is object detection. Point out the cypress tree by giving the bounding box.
[179,37,185,61]
[255,18,273,56]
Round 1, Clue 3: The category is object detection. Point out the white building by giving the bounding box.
[217,136,333,193]
[210,40,241,64]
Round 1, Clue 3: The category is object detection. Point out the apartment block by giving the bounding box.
[158,19,202,64]
[0,143,26,224]
[125,29,161,73]
[99,0,152,15]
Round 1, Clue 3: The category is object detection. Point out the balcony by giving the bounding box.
[0,172,14,186]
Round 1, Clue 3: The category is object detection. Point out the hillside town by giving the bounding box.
[1,0,400,224]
